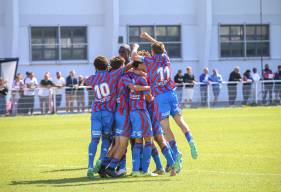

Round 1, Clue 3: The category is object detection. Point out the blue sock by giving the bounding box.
[185,132,193,143]
[88,138,99,169]
[142,141,152,173]
[101,156,112,167]
[108,158,119,169]
[139,143,143,171]
[132,143,142,172]
[119,154,126,170]
[169,140,179,160]
[99,135,111,161]
[162,146,175,167]
[152,147,163,170]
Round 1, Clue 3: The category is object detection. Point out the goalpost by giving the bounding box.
[0,58,19,102]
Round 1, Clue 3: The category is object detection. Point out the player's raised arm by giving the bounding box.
[128,84,150,92]
[140,32,157,44]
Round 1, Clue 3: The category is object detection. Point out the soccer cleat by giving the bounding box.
[87,168,94,179]
[116,168,127,177]
[170,167,177,176]
[175,152,183,173]
[142,172,158,177]
[97,165,107,178]
[153,168,165,175]
[104,167,122,178]
[94,160,101,173]
[132,171,142,177]
[189,140,198,159]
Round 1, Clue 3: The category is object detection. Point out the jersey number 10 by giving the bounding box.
[157,66,171,81]
[94,83,110,99]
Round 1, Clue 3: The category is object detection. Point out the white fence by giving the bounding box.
[0,80,281,116]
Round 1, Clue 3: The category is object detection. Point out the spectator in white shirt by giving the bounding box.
[11,73,24,115]
[251,68,260,103]
[54,72,65,111]
[23,72,38,114]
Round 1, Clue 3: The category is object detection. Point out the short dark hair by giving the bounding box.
[151,42,165,54]
[110,56,125,70]
[94,56,108,71]
[132,61,143,69]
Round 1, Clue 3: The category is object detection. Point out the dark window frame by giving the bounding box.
[219,24,270,58]
[30,26,88,61]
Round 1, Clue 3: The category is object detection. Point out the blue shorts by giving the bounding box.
[130,110,153,139]
[91,111,114,139]
[115,110,131,137]
[155,90,181,120]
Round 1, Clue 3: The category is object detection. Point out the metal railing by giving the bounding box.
[0,80,281,116]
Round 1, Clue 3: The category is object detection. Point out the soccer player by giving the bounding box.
[127,61,154,176]
[132,32,199,170]
[86,55,132,179]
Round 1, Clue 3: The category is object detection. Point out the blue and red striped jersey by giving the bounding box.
[116,72,134,114]
[86,68,125,112]
[126,73,150,111]
[141,53,176,96]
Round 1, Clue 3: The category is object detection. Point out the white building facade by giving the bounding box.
[0,0,281,79]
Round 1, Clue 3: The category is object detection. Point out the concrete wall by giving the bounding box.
[0,0,280,81]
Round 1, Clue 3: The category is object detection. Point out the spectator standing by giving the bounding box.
[23,72,38,114]
[262,64,274,104]
[228,67,241,105]
[199,68,210,106]
[65,70,78,112]
[242,69,253,105]
[0,77,8,115]
[209,69,223,106]
[251,68,260,104]
[54,72,65,111]
[274,65,281,104]
[77,75,85,112]
[174,70,184,105]
[183,66,196,107]
[38,72,55,114]
[11,73,24,115]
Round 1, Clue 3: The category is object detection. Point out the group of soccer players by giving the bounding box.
[86,32,198,179]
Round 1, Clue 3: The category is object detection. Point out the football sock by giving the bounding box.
[185,132,193,143]
[169,140,179,160]
[99,135,110,161]
[101,156,112,167]
[162,146,175,167]
[142,141,152,173]
[108,158,119,169]
[139,143,143,171]
[88,138,100,169]
[119,154,126,170]
[152,147,163,170]
[132,143,142,172]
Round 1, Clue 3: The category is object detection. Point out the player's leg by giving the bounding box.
[151,141,164,174]
[130,111,143,176]
[141,110,153,175]
[169,90,198,159]
[154,133,178,176]
[100,111,114,161]
[87,111,102,179]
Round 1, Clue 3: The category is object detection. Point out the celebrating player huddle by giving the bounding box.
[86,32,198,179]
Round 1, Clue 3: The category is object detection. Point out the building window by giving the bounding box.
[128,25,181,58]
[220,24,270,58]
[31,26,88,61]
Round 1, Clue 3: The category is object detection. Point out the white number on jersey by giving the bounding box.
[157,66,171,81]
[94,83,110,99]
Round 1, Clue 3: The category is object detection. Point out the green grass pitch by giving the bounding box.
[0,107,281,192]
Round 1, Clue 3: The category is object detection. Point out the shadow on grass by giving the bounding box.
[41,167,87,173]
[10,176,172,187]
